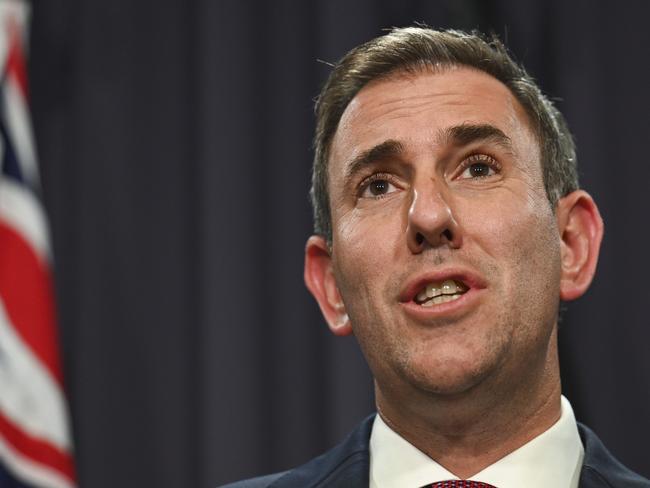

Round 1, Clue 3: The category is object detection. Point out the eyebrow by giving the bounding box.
[440,123,514,153]
[343,139,405,184]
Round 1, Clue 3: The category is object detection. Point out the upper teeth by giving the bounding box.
[416,279,468,303]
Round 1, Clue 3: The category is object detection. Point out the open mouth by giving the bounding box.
[413,279,469,307]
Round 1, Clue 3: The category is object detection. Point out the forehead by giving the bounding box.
[330,66,538,169]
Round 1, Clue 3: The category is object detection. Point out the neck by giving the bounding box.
[374,340,562,479]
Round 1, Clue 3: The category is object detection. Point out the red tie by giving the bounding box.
[424,481,498,488]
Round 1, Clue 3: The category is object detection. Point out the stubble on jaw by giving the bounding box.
[361,211,563,423]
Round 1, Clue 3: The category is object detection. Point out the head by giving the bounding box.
[311,27,578,243]
[304,28,603,413]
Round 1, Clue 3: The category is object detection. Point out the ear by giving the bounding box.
[304,235,353,336]
[555,190,604,301]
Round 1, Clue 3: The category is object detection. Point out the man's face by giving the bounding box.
[325,67,563,399]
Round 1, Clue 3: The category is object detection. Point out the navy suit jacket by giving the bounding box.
[222,415,650,488]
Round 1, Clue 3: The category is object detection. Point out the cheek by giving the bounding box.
[462,186,558,257]
[331,206,405,322]
[334,201,406,268]
[462,194,561,305]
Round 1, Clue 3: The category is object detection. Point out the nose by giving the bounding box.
[406,182,462,253]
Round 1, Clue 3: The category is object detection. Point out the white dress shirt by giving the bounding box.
[369,396,584,488]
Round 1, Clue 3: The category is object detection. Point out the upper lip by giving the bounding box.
[399,267,487,303]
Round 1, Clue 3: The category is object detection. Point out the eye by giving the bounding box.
[359,175,399,198]
[458,154,500,179]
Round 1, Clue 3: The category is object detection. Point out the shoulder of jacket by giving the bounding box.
[578,422,650,488]
[218,415,375,488]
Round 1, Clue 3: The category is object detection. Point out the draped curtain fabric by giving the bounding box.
[29,1,650,486]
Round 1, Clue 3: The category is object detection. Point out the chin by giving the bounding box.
[410,371,487,397]
[399,352,496,397]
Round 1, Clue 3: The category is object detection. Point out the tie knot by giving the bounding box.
[425,481,497,488]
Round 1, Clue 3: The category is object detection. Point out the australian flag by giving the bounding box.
[0,2,76,487]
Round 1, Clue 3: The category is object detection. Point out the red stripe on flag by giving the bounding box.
[0,220,63,385]
[4,17,28,99]
[0,410,75,483]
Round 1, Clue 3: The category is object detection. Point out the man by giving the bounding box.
[224,27,650,487]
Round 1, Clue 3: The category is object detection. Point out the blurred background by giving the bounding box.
[7,0,649,486]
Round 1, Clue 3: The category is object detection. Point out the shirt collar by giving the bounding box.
[369,395,584,488]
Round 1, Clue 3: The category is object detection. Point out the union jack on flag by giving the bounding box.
[0,2,76,487]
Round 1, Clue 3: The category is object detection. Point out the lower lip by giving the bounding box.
[399,287,483,320]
